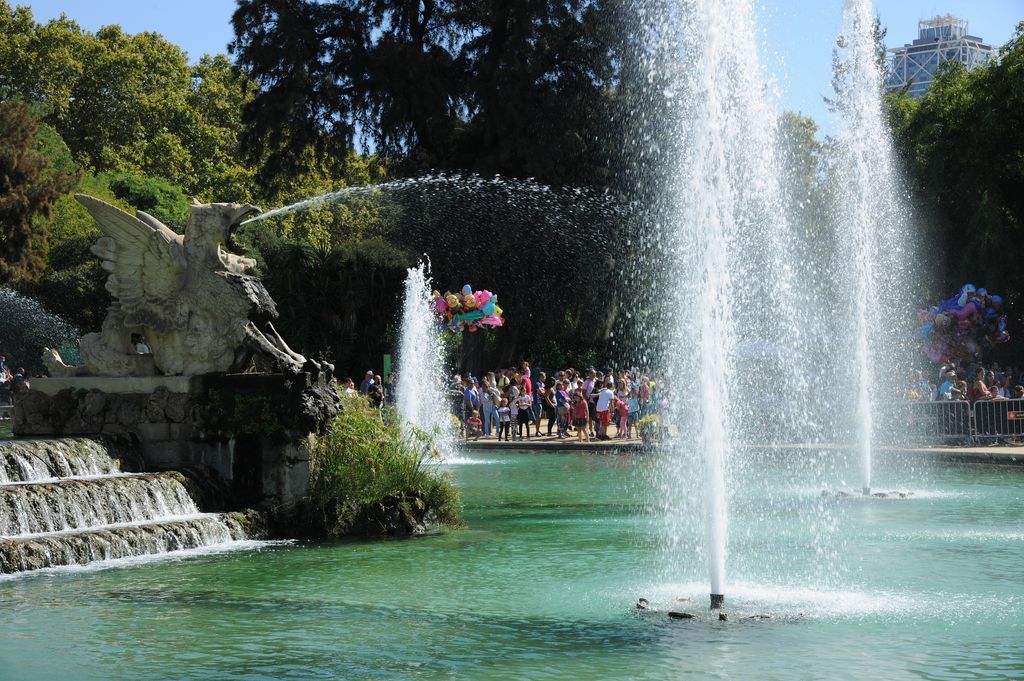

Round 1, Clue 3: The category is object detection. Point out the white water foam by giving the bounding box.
[0,540,290,581]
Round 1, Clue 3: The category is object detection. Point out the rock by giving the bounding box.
[742,614,772,621]
[347,493,429,537]
[145,387,170,422]
[164,393,189,422]
[49,389,79,426]
[873,492,887,498]
[636,598,650,610]
[115,398,141,427]
[83,390,107,417]
[668,611,694,619]
[718,612,728,621]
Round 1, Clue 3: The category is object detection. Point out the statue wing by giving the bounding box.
[76,194,188,331]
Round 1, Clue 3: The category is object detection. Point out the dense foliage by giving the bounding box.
[0,101,78,281]
[309,397,462,527]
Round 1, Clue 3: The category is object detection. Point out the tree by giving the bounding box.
[0,3,258,201]
[885,23,1024,297]
[230,0,627,187]
[0,101,79,282]
[105,173,190,230]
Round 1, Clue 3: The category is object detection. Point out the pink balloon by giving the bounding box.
[950,301,978,322]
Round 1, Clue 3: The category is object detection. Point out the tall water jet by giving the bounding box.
[395,261,455,460]
[645,0,800,610]
[832,0,911,496]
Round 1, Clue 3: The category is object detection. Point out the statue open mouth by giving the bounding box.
[226,205,261,256]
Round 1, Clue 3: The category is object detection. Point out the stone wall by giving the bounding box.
[12,372,338,509]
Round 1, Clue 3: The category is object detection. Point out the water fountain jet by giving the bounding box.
[395,261,455,460]
[832,0,913,496]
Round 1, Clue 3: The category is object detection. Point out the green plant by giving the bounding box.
[309,399,462,527]
[637,415,660,442]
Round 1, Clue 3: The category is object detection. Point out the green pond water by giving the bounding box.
[1,448,1022,680]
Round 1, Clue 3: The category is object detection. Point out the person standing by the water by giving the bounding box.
[497,399,511,441]
[556,381,571,439]
[572,392,590,442]
[532,372,546,437]
[595,382,614,440]
[481,377,500,438]
[464,380,480,430]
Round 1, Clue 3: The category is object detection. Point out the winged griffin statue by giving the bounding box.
[44,195,315,378]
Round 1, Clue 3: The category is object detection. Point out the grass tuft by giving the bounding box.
[309,398,463,528]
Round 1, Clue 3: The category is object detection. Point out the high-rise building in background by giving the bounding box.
[886,15,996,98]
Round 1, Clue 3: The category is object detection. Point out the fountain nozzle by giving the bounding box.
[862,487,871,496]
[710,593,725,610]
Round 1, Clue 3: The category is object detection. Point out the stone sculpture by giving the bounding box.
[44,195,312,377]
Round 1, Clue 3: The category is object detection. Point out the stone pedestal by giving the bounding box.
[12,372,338,508]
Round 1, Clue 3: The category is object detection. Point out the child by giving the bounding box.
[517,392,534,440]
[626,389,640,439]
[616,397,629,439]
[465,410,483,439]
[508,394,520,440]
[497,399,512,441]
[572,392,590,442]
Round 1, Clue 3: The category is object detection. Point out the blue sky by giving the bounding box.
[18,0,1024,134]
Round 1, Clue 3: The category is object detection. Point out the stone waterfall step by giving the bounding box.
[0,513,250,574]
[0,437,255,575]
[0,438,142,484]
[0,473,199,537]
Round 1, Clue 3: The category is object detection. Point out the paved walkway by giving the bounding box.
[461,434,649,452]
[461,436,1024,464]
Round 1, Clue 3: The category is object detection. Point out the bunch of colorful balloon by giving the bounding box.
[432,285,505,333]
[917,284,1009,363]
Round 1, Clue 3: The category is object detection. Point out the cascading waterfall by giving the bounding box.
[0,475,197,536]
[0,438,125,484]
[396,261,455,460]
[832,0,911,495]
[0,439,249,574]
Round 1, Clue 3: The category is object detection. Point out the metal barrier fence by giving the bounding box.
[876,398,1024,444]
[972,398,1024,442]
[877,400,973,444]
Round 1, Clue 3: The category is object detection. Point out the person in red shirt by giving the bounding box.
[616,397,629,438]
[521,361,532,397]
[465,410,483,439]
[969,375,991,403]
[572,392,590,442]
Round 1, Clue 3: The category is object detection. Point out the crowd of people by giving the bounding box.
[451,363,662,441]
[906,361,1024,403]
[334,363,663,442]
